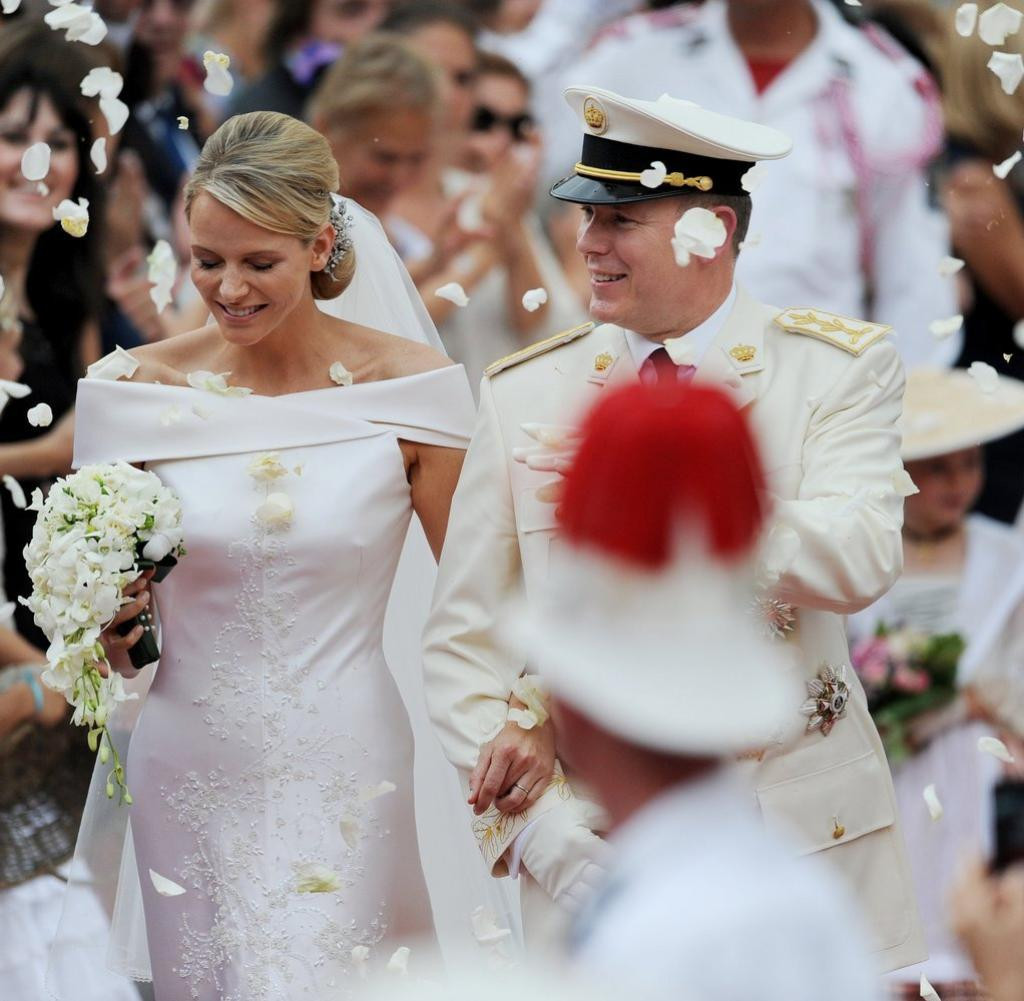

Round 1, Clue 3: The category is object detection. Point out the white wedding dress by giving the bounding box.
[65,368,485,999]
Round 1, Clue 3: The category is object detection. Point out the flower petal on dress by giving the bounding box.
[386,946,410,975]
[979,2,1023,45]
[639,160,667,188]
[90,137,107,175]
[159,407,181,428]
[247,452,288,481]
[186,370,252,397]
[979,735,1016,763]
[21,142,50,182]
[435,282,470,307]
[956,3,979,36]
[202,50,234,96]
[255,492,293,527]
[149,868,187,896]
[329,361,353,386]
[988,51,1024,95]
[923,784,943,821]
[938,256,965,276]
[293,862,341,893]
[86,345,138,381]
[994,150,1022,179]
[929,314,963,339]
[892,468,920,497]
[360,779,397,803]
[671,207,727,267]
[968,360,1000,394]
[521,287,548,312]
[3,475,26,510]
[339,814,361,850]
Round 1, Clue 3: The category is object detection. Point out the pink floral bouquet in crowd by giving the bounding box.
[851,626,964,764]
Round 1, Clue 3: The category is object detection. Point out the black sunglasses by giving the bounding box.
[470,106,534,142]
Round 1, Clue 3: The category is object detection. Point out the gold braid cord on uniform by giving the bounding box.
[574,161,713,191]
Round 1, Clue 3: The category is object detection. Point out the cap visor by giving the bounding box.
[549,173,688,205]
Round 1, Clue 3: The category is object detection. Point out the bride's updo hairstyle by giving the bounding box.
[184,111,355,299]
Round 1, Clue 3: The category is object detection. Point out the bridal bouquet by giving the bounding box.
[850,625,964,765]
[22,462,185,803]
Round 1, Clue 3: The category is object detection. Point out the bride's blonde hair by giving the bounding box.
[184,111,355,299]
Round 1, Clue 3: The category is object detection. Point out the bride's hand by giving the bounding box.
[468,716,556,816]
[98,572,154,677]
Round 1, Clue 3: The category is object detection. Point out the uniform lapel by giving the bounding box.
[692,285,767,410]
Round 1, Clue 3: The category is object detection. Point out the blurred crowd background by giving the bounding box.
[2,1,1024,999]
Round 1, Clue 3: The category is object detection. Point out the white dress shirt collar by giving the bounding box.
[624,284,737,372]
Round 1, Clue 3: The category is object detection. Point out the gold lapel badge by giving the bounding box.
[587,349,619,385]
[729,344,757,363]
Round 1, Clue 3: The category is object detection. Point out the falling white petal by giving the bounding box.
[988,51,1024,95]
[177,116,189,130]
[147,240,176,314]
[45,4,107,45]
[938,256,964,276]
[0,601,15,621]
[994,150,1022,179]
[202,50,234,96]
[27,403,52,427]
[0,379,31,400]
[80,66,123,100]
[471,905,513,946]
[923,784,943,821]
[339,815,361,850]
[90,137,107,174]
[329,361,353,386]
[672,207,727,268]
[21,142,50,182]
[1,0,21,13]
[87,345,138,381]
[741,162,766,193]
[1004,353,1013,363]
[956,2,979,35]
[920,974,940,1001]
[386,946,410,975]
[149,868,187,896]
[929,314,963,339]
[435,282,469,307]
[99,96,129,136]
[52,197,90,237]
[521,287,548,312]
[3,476,26,510]
[979,735,1016,763]
[979,2,1023,45]
[293,862,341,894]
[255,492,293,528]
[968,360,1000,394]
[507,707,538,730]
[639,160,667,188]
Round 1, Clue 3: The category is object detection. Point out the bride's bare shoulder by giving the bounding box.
[344,322,453,380]
[125,326,220,386]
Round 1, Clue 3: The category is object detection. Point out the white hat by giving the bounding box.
[551,85,792,205]
[514,381,802,757]
[901,367,1024,462]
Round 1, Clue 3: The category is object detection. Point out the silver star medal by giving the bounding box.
[800,664,850,737]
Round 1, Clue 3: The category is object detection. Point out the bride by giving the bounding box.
[51,111,505,999]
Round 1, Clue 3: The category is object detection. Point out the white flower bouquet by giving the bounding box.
[22,461,185,803]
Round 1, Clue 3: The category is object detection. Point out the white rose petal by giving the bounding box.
[988,51,1024,95]
[45,4,107,45]
[892,469,920,497]
[21,142,50,182]
[87,345,138,382]
[293,862,341,894]
[671,207,727,268]
[360,780,397,803]
[979,735,1016,763]
[351,945,370,978]
[471,905,513,946]
[149,869,187,896]
[99,96,129,136]
[339,815,361,850]
[0,379,31,401]
[147,240,176,314]
[521,287,548,312]
[923,784,943,821]
[639,160,667,188]
[929,314,963,339]
[177,116,189,130]
[3,475,26,510]
[1,0,22,13]
[386,946,410,976]
[202,50,234,96]
[741,162,766,193]
[435,282,469,307]
[507,707,539,730]
[938,256,965,276]
[920,974,941,1001]
[329,361,353,386]
[90,137,107,174]
[968,360,1000,394]
[186,370,252,397]
[159,407,181,427]
[256,492,293,528]
[979,2,1023,45]
[994,150,1022,179]
[956,2,979,35]
[27,403,53,427]
[52,197,90,238]
[80,66,123,100]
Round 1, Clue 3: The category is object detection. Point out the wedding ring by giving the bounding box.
[513,783,528,793]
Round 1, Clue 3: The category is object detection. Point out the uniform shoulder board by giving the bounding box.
[484,322,595,378]
[774,308,891,357]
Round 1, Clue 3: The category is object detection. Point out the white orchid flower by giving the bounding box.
[90,137,107,174]
[203,51,234,96]
[640,160,667,188]
[929,314,963,339]
[186,370,252,397]
[671,207,727,267]
[521,287,548,312]
[87,345,139,381]
[247,452,288,481]
[53,197,90,237]
[938,255,964,276]
[956,2,979,35]
[989,51,1024,94]
[435,281,469,307]
[741,162,766,193]
[979,2,1022,45]
[45,3,107,45]
[471,905,513,946]
[147,239,176,313]
[329,361,353,386]
[21,142,50,182]
[293,862,341,893]
[27,403,53,427]
[386,946,410,976]
[360,779,397,803]
[149,869,187,897]
[3,475,26,510]
[979,735,1016,763]
[994,150,1022,178]
[256,492,293,528]
[968,360,1000,394]
[922,784,943,821]
[891,468,920,497]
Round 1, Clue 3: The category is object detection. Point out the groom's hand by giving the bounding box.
[469,718,556,816]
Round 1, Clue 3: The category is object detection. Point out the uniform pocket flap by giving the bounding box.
[756,751,895,856]
[517,487,560,534]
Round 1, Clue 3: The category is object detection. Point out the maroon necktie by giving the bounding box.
[641,347,697,385]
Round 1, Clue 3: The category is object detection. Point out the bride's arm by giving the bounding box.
[405,441,467,560]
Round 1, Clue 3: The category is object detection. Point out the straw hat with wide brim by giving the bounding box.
[900,367,1024,462]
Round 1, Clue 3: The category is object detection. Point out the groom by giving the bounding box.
[423,84,924,970]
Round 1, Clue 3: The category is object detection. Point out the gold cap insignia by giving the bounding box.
[729,344,757,363]
[582,96,608,134]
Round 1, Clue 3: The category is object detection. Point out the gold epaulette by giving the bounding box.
[774,308,891,356]
[484,322,595,377]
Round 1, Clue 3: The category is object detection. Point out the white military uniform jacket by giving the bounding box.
[551,0,958,369]
[423,286,926,972]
